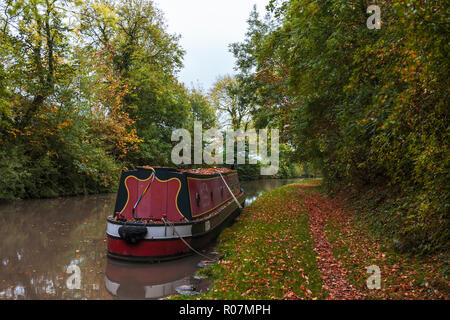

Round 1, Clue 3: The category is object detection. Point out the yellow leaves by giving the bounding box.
[57,121,72,129]
[7,128,22,139]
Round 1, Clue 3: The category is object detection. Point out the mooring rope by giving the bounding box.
[217,171,243,209]
[160,170,243,262]
[132,167,156,220]
[162,217,219,262]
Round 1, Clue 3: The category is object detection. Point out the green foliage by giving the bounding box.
[210,74,300,180]
[210,75,252,130]
[0,147,30,200]
[79,0,215,167]
[232,0,449,253]
[0,0,215,200]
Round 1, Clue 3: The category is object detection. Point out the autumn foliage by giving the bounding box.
[0,0,214,200]
[230,0,449,254]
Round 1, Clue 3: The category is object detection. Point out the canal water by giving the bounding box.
[0,178,301,299]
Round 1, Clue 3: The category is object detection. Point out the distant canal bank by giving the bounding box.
[0,178,302,300]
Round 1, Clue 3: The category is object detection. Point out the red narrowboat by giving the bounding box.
[106,166,245,261]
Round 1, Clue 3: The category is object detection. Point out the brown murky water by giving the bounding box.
[0,178,301,299]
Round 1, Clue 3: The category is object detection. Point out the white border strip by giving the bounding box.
[107,193,244,241]
[106,222,192,240]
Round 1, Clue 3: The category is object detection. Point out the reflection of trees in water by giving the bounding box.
[0,194,115,299]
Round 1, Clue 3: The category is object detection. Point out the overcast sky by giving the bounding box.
[153,0,269,91]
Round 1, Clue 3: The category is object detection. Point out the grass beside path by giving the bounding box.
[171,182,448,300]
[192,182,326,300]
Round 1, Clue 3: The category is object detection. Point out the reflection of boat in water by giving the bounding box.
[106,167,245,261]
[104,256,207,299]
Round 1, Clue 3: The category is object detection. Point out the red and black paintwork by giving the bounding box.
[106,166,245,261]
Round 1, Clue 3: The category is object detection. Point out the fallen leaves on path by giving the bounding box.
[325,192,449,300]
[197,183,326,300]
[186,181,448,300]
[298,187,364,300]
[299,184,448,300]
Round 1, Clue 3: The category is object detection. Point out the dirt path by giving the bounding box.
[298,187,365,300]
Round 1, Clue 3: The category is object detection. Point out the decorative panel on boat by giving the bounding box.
[187,173,240,217]
[119,174,186,222]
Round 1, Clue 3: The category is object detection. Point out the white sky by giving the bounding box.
[153,0,269,91]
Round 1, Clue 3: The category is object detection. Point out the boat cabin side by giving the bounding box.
[112,167,242,223]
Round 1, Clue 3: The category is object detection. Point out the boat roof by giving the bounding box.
[136,166,236,176]
[179,167,235,175]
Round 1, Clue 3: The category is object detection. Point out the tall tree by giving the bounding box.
[232,0,449,252]
[0,0,75,130]
[210,75,251,130]
[0,0,214,199]
[80,0,203,165]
